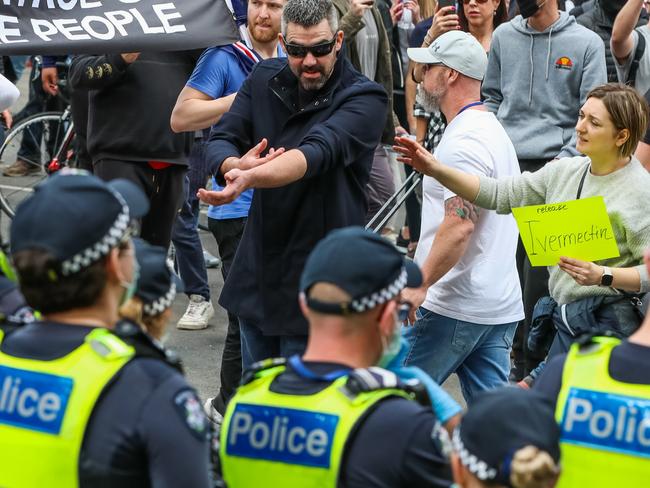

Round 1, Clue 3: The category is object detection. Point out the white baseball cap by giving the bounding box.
[407,31,488,81]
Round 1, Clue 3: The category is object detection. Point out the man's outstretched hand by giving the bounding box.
[199,137,286,206]
[197,168,250,206]
[238,138,285,171]
[393,136,440,176]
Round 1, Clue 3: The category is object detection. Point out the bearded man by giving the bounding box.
[199,0,388,373]
[394,31,523,404]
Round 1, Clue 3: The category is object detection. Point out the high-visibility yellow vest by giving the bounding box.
[0,327,134,488]
[555,337,650,487]
[220,362,415,487]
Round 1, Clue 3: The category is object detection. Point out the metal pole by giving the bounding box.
[366,172,422,234]
[365,171,417,232]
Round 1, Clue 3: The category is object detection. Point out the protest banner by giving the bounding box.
[512,196,620,267]
[0,0,239,54]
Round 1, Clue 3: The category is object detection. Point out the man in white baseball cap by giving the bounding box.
[393,30,524,403]
[406,29,488,81]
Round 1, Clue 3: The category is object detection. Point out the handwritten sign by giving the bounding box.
[512,196,620,266]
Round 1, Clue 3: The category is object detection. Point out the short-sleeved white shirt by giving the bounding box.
[415,109,524,324]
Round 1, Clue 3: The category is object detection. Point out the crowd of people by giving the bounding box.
[1,0,650,486]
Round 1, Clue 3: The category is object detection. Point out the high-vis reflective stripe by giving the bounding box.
[556,337,650,487]
[0,328,134,488]
[220,365,413,488]
[0,251,16,282]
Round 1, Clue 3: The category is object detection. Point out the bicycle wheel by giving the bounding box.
[0,111,68,218]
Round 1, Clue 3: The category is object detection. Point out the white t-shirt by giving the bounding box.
[414,109,524,325]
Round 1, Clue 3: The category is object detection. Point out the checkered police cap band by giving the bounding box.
[60,191,130,276]
[349,267,408,313]
[143,282,177,317]
[452,428,498,481]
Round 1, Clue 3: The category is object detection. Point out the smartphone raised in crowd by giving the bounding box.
[437,0,456,10]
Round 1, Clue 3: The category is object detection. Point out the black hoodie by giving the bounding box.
[70,51,201,166]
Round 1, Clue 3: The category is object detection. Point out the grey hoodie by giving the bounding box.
[482,12,606,160]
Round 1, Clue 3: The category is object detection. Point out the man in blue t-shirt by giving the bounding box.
[171,0,286,427]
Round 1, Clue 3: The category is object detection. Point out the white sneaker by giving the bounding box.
[203,397,224,433]
[177,295,214,330]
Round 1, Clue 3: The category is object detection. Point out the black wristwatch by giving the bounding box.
[600,266,614,286]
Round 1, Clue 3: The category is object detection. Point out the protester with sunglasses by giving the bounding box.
[396,31,524,404]
[199,0,387,372]
[219,226,458,487]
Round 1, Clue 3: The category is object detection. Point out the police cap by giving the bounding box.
[132,238,184,316]
[10,170,149,276]
[453,387,561,486]
[299,226,422,315]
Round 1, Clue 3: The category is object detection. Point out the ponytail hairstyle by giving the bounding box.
[509,445,560,488]
[119,296,146,329]
[119,295,171,341]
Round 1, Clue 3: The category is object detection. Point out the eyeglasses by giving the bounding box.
[284,38,336,58]
[422,63,444,74]
[462,0,490,4]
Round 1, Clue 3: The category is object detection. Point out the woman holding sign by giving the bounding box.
[394,83,650,362]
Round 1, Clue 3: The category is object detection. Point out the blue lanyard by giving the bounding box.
[457,101,484,115]
[288,355,350,382]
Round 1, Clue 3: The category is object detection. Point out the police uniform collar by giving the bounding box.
[113,320,183,373]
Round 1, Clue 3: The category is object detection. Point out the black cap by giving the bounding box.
[454,388,561,486]
[133,238,184,316]
[10,170,149,276]
[299,226,422,314]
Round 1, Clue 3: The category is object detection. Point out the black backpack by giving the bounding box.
[627,30,646,87]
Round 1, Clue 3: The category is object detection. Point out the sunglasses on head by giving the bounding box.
[284,38,336,58]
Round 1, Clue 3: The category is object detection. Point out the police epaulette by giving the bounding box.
[575,330,618,348]
[113,320,184,373]
[343,367,432,406]
[240,357,287,385]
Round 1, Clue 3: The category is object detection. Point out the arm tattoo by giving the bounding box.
[444,196,480,224]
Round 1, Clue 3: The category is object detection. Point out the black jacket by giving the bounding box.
[205,54,388,336]
[69,52,201,165]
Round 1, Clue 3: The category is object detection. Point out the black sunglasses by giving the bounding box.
[284,38,336,58]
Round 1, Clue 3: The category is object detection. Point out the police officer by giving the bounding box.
[535,251,650,486]
[450,388,560,488]
[0,171,214,487]
[0,248,36,327]
[119,237,185,343]
[219,226,454,487]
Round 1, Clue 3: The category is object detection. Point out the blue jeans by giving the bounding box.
[239,319,308,372]
[403,308,517,404]
[171,169,210,300]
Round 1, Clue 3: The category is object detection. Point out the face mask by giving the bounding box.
[517,0,541,19]
[378,318,402,368]
[601,0,627,20]
[119,260,139,306]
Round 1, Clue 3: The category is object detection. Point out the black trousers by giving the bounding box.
[93,159,186,248]
[208,216,246,414]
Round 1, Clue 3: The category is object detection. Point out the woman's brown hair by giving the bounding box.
[587,83,650,158]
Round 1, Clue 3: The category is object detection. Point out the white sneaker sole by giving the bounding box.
[177,305,215,330]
